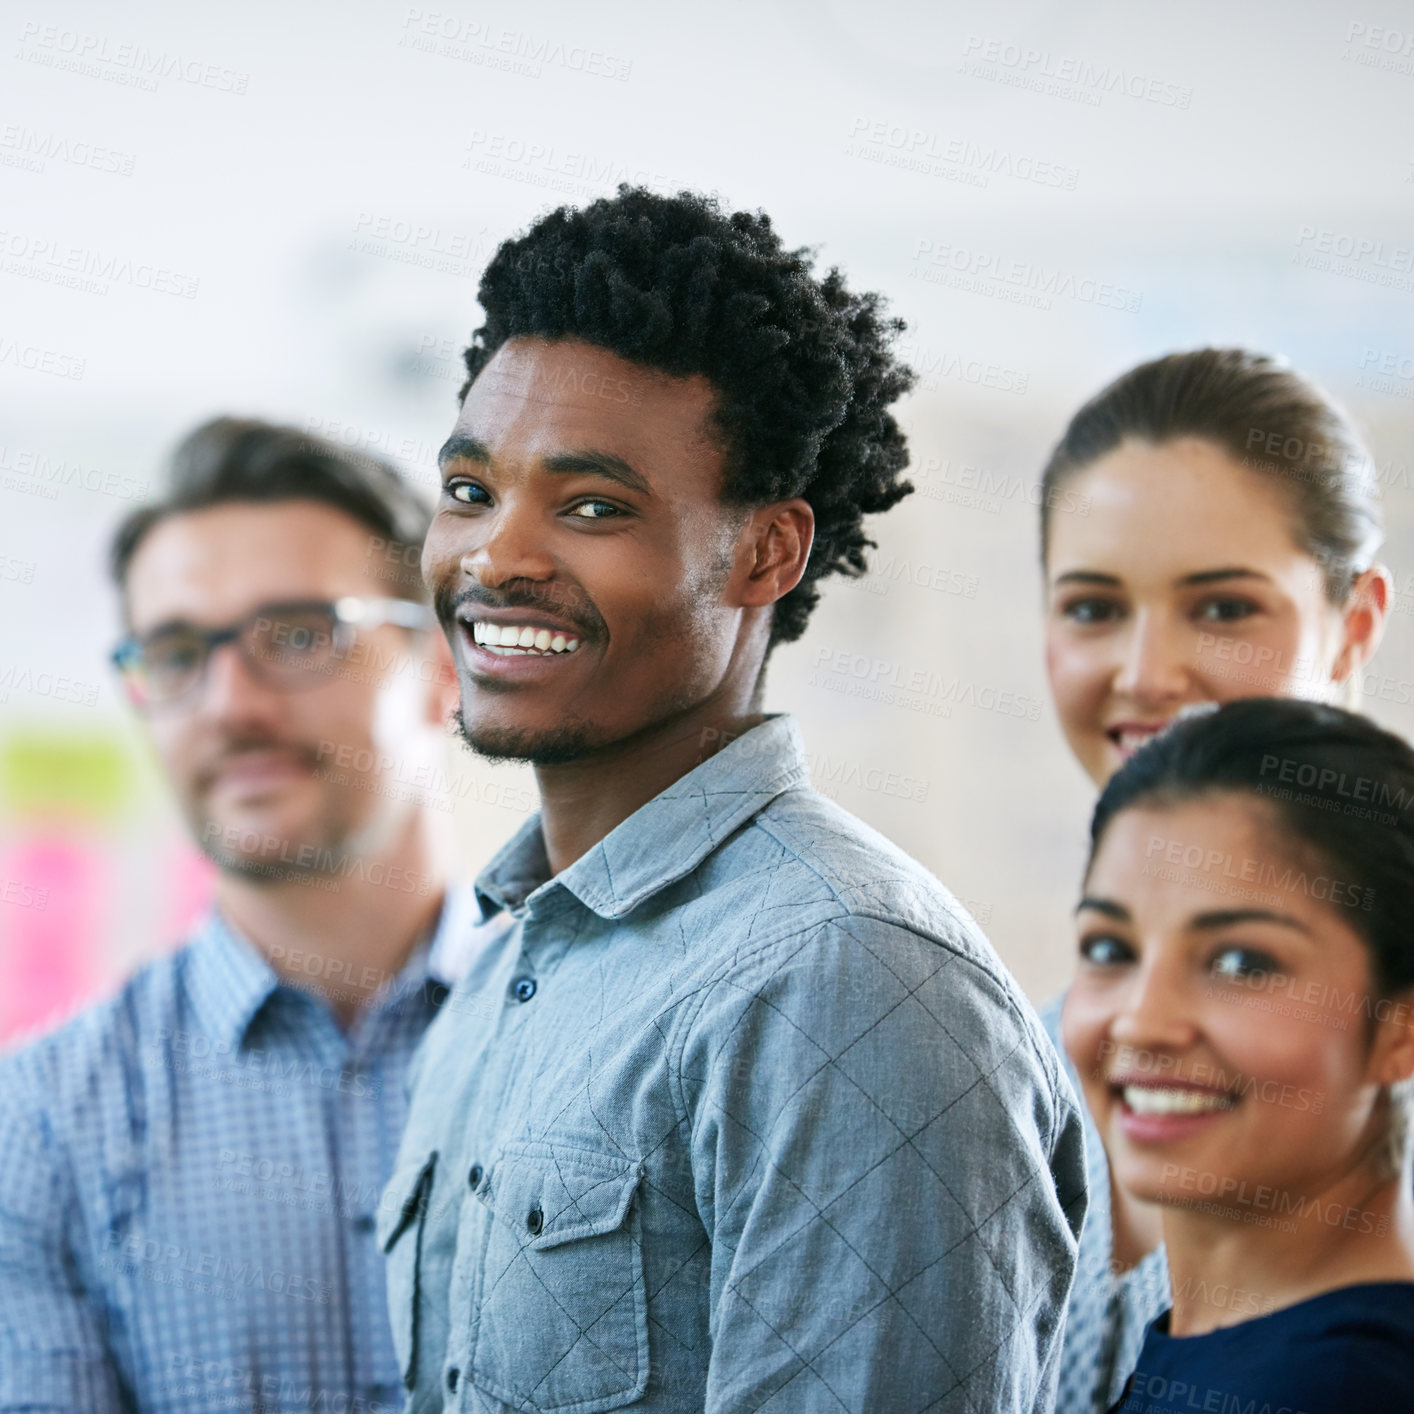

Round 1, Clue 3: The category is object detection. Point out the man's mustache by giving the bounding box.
[194,736,323,790]
[434,582,606,644]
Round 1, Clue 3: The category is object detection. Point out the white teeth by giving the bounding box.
[469,622,582,656]
[1123,1087,1235,1116]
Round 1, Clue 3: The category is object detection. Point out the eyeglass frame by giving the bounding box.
[110,595,435,709]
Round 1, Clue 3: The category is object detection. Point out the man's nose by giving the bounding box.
[459,499,556,588]
[196,639,287,724]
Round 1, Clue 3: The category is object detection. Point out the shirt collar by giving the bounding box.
[474,714,810,923]
[184,885,481,1049]
[185,911,282,1051]
[422,885,488,990]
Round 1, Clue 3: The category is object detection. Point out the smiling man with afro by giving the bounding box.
[461,184,915,648]
[387,184,1085,1414]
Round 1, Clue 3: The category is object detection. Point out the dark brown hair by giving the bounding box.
[111,417,432,600]
[1040,348,1382,602]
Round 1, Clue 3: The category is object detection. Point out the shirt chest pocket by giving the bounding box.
[378,1150,439,1393]
[463,1141,649,1413]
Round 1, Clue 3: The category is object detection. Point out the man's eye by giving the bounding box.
[1062,598,1123,625]
[1210,946,1278,981]
[150,640,202,672]
[1079,933,1134,966]
[447,482,490,506]
[567,500,620,520]
[1196,598,1258,623]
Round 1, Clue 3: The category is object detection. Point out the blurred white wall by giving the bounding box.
[3,0,1413,1028]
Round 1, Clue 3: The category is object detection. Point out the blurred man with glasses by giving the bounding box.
[0,418,488,1413]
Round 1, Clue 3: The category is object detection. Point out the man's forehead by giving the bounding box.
[470,348,653,413]
[460,338,718,444]
[124,501,384,628]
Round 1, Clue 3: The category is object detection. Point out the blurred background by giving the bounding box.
[3,0,1412,1043]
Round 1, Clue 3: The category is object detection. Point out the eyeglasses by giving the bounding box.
[111,596,433,708]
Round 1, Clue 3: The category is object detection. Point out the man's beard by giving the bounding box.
[453,706,597,766]
[189,787,371,886]
[444,556,735,768]
[186,732,419,886]
[194,815,357,885]
[436,578,611,768]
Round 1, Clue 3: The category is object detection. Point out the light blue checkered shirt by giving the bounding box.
[0,888,483,1413]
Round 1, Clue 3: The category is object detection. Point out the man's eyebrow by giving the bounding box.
[435,438,652,497]
[1053,571,1120,588]
[541,450,651,497]
[438,434,491,469]
[132,615,196,640]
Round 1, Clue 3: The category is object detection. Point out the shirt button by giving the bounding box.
[352,1213,376,1233]
[511,975,537,1003]
[526,1206,543,1235]
[447,1366,460,1392]
[467,1164,483,1189]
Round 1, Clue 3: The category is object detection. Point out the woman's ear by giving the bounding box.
[1332,564,1392,686]
[1371,986,1414,1088]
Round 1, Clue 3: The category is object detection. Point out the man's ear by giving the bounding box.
[423,628,460,728]
[735,499,814,609]
[1332,564,1392,685]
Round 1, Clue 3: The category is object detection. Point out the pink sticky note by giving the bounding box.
[0,837,104,1044]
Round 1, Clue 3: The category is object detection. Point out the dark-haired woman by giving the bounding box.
[1034,349,1395,1411]
[1063,698,1414,1412]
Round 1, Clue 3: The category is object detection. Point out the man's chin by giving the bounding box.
[193,809,348,884]
[454,708,596,767]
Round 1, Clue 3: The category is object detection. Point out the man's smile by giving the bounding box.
[470,621,582,656]
[453,605,593,681]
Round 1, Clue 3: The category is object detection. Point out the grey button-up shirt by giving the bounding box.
[385,715,1087,1413]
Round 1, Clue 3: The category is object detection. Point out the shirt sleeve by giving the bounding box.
[0,1073,127,1412]
[681,913,1086,1414]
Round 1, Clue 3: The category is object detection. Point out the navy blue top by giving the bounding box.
[1110,1282,1414,1413]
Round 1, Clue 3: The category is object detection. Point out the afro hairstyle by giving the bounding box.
[459,186,915,646]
